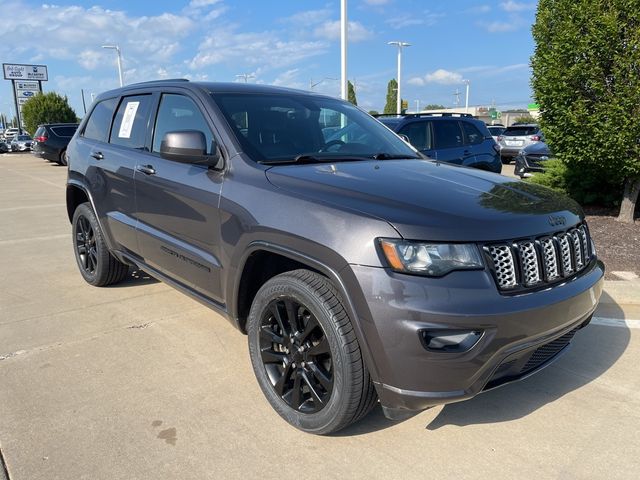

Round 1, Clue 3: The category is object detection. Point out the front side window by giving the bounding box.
[152,94,215,155]
[433,120,463,149]
[213,93,419,163]
[83,97,118,142]
[109,95,153,149]
[399,122,432,150]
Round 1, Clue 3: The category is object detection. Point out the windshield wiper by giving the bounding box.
[371,152,422,160]
[259,154,373,165]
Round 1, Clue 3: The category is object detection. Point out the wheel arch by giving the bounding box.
[231,241,381,384]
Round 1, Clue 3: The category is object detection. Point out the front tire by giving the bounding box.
[247,269,377,434]
[72,202,129,286]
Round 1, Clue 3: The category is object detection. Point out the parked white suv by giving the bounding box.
[498,124,544,164]
[3,128,20,141]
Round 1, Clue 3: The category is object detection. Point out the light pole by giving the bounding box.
[388,41,411,114]
[236,73,255,83]
[102,45,123,87]
[463,79,470,113]
[340,0,348,100]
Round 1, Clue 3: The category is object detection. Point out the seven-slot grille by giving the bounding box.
[486,223,592,291]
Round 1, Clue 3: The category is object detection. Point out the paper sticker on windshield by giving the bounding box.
[118,101,140,139]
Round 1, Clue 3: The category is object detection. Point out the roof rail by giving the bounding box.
[126,78,190,86]
[372,112,473,119]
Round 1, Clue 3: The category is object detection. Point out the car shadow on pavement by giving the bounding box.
[108,268,160,288]
[337,292,629,436]
[424,292,629,430]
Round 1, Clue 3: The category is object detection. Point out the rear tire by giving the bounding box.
[247,269,377,434]
[72,202,129,286]
[58,149,67,166]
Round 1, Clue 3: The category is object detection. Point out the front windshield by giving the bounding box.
[212,93,420,163]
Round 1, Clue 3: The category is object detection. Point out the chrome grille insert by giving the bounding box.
[488,245,517,289]
[487,223,593,292]
[518,241,541,286]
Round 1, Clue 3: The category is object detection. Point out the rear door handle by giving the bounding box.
[90,151,104,160]
[136,164,156,175]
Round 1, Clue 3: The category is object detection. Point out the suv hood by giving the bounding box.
[265,159,582,242]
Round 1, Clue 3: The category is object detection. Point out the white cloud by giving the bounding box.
[500,1,536,12]
[483,20,519,32]
[272,69,306,89]
[313,20,373,42]
[409,69,464,86]
[386,11,444,29]
[283,9,333,26]
[363,0,391,5]
[189,27,328,70]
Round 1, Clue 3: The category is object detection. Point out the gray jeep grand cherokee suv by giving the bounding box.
[66,80,604,434]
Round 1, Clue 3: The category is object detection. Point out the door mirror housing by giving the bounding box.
[159,130,222,168]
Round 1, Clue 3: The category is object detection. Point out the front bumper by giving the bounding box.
[348,260,604,415]
[515,154,545,177]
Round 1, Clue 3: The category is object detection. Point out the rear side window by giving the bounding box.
[152,94,215,155]
[110,95,153,149]
[51,126,77,137]
[83,98,117,142]
[503,126,538,136]
[433,121,463,149]
[461,122,485,145]
[399,121,432,150]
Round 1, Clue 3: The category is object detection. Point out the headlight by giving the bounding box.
[379,239,484,276]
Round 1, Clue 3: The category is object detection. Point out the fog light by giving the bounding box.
[419,330,482,353]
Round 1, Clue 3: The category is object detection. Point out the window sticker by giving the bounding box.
[118,101,140,139]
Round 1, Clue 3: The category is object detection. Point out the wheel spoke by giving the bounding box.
[88,248,98,271]
[302,371,325,407]
[260,348,286,364]
[271,303,290,336]
[284,299,300,334]
[306,336,330,356]
[308,362,332,391]
[299,313,320,343]
[273,363,294,395]
[290,372,303,409]
[77,245,87,255]
[260,325,284,345]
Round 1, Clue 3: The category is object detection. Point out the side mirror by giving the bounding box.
[160,130,222,168]
[398,133,411,144]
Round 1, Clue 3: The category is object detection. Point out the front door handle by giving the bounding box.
[136,164,156,175]
[90,151,104,160]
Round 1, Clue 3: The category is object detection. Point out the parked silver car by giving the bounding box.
[3,127,20,141]
[10,134,33,152]
[487,125,505,144]
[498,124,544,163]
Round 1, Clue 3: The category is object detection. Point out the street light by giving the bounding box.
[236,73,255,83]
[388,41,411,114]
[101,45,124,87]
[463,79,470,113]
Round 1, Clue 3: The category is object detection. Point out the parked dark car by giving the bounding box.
[10,134,33,152]
[32,123,79,165]
[498,124,545,163]
[66,80,603,434]
[515,141,553,178]
[0,140,9,153]
[376,113,502,173]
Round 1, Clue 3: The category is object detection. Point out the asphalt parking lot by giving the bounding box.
[1,153,638,480]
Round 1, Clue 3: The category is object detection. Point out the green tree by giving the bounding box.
[423,104,446,110]
[21,92,78,136]
[368,110,379,116]
[347,80,357,106]
[513,115,535,124]
[532,0,640,222]
[383,79,398,114]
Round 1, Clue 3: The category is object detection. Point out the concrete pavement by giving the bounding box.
[1,153,638,479]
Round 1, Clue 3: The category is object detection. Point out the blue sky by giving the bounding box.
[0,0,537,120]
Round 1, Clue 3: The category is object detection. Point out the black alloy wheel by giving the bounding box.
[259,297,333,413]
[75,214,98,276]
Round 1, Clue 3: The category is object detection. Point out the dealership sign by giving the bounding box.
[3,63,48,81]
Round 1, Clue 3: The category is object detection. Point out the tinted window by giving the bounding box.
[461,122,484,145]
[433,121,463,149]
[399,122,432,150]
[487,126,505,136]
[51,126,78,137]
[503,126,538,136]
[83,98,117,142]
[34,126,46,137]
[110,95,153,149]
[152,94,214,155]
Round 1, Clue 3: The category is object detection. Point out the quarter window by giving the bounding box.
[109,95,153,149]
[83,98,118,142]
[461,122,484,145]
[152,94,215,155]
